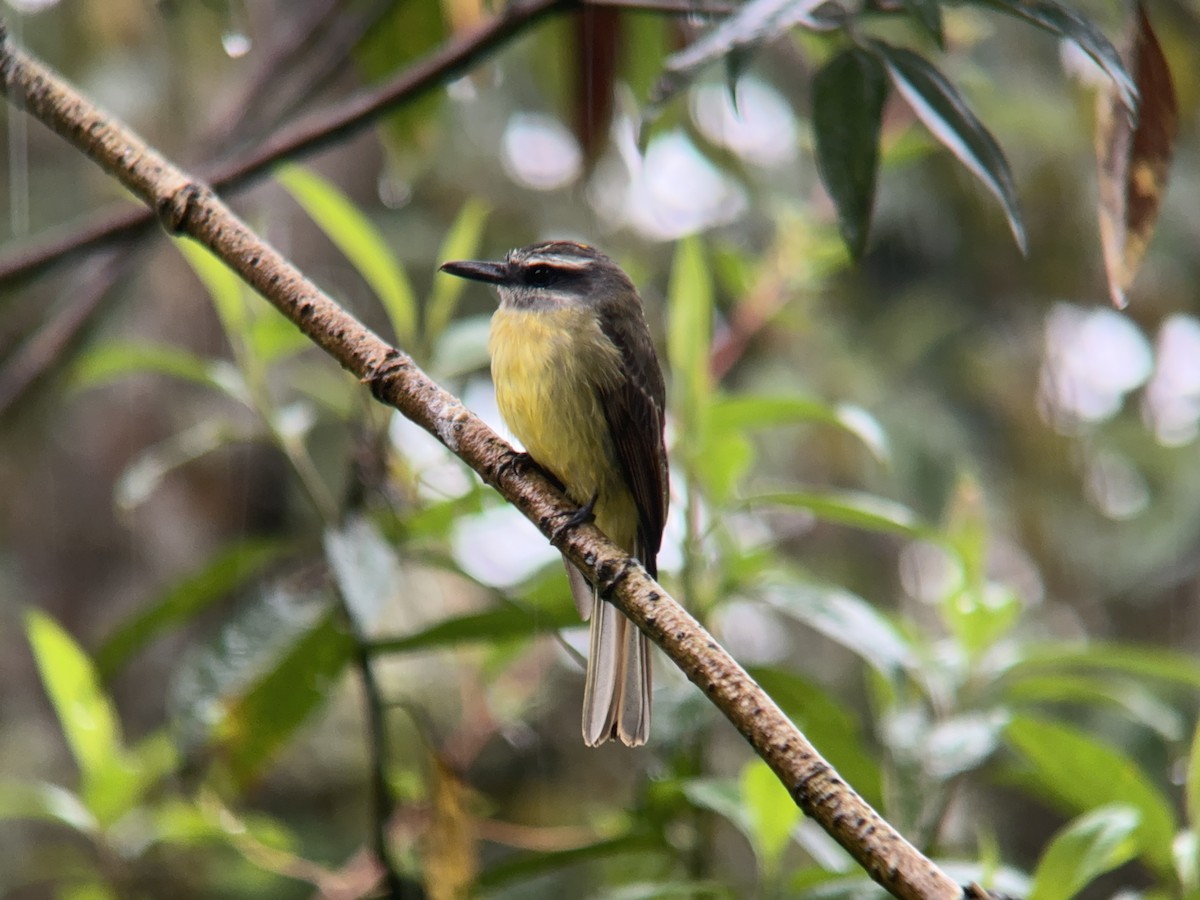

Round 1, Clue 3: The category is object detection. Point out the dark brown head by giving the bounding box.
[440,241,639,312]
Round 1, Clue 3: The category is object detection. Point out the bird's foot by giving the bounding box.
[551,491,599,543]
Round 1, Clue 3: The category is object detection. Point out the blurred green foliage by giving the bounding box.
[1,0,1198,898]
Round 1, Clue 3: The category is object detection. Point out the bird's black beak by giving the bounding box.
[439,259,508,285]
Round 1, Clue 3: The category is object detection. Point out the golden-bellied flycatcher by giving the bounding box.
[440,241,669,747]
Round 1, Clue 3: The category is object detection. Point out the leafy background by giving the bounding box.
[0,0,1198,897]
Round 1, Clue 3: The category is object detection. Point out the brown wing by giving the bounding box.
[597,309,669,577]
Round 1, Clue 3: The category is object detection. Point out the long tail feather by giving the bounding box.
[581,584,652,747]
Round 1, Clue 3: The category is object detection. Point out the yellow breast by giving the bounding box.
[489,306,636,549]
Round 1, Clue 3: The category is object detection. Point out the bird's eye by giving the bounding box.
[526,265,556,288]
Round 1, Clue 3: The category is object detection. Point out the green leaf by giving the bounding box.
[25,610,124,798]
[651,0,843,114]
[1174,829,1200,895]
[171,584,353,789]
[759,582,917,679]
[353,0,447,151]
[115,418,258,512]
[1028,804,1140,900]
[59,883,120,900]
[971,0,1136,111]
[710,394,889,462]
[372,603,579,655]
[176,237,247,339]
[668,235,714,435]
[71,341,247,403]
[604,881,734,900]
[426,199,492,346]
[695,428,755,505]
[749,667,882,806]
[0,779,96,832]
[109,793,294,858]
[1004,715,1176,875]
[97,538,291,678]
[900,0,944,46]
[221,610,353,789]
[682,777,750,837]
[1187,718,1200,832]
[1012,643,1200,689]
[276,164,418,348]
[749,488,929,538]
[324,515,402,632]
[429,313,492,380]
[622,11,670,103]
[942,583,1021,659]
[741,758,801,876]
[924,711,1005,778]
[1003,673,1185,742]
[475,834,660,890]
[871,42,1026,253]
[244,301,312,365]
[812,48,887,258]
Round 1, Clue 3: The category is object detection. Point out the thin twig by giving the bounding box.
[0,25,971,900]
[0,0,744,287]
[345,605,408,898]
[0,0,391,415]
[0,243,135,412]
[198,0,350,155]
[0,0,574,285]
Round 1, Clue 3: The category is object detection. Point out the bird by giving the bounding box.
[440,241,669,746]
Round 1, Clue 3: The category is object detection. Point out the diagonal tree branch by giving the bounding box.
[0,23,975,900]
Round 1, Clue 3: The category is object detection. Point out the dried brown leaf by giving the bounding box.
[1096,2,1178,308]
[422,755,478,900]
[574,7,620,167]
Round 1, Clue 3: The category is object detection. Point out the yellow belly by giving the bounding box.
[489,306,636,550]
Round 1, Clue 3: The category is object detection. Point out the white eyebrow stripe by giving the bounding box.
[522,253,592,271]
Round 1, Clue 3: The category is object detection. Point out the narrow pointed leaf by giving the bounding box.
[371,604,578,655]
[741,759,801,875]
[873,42,1026,252]
[712,394,889,461]
[813,48,887,258]
[171,584,353,789]
[96,538,291,678]
[974,0,1136,111]
[650,0,843,112]
[1095,2,1177,308]
[176,238,247,338]
[25,610,124,792]
[0,780,96,832]
[1004,715,1175,875]
[900,0,944,47]
[1187,718,1200,831]
[749,488,928,538]
[668,236,714,435]
[760,582,918,679]
[749,666,882,805]
[1013,642,1200,688]
[1027,805,1140,900]
[682,778,751,837]
[71,342,246,402]
[276,164,418,346]
[427,199,491,345]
